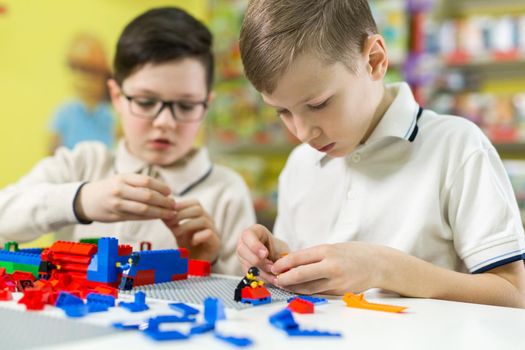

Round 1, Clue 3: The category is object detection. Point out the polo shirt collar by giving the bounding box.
[365,82,420,144]
[115,140,213,196]
[317,82,420,166]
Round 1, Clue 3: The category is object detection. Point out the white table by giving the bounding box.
[2,289,524,350]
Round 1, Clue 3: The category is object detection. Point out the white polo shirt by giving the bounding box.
[274,82,525,273]
[0,140,256,275]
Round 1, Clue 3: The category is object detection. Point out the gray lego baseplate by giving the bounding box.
[0,306,115,350]
[120,275,296,310]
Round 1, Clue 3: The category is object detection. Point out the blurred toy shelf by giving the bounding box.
[428,0,525,221]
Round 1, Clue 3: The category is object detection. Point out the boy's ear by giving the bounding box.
[107,78,123,115]
[363,34,388,80]
[207,91,215,105]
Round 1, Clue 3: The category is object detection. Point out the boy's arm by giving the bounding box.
[379,247,525,308]
[272,242,525,308]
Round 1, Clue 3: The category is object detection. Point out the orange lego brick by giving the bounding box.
[342,293,407,313]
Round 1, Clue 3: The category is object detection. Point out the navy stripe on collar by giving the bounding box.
[408,107,424,142]
[178,165,214,196]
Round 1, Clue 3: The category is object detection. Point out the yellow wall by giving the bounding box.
[0,0,207,188]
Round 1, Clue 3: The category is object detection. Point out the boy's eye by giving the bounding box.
[307,99,329,110]
[276,108,290,117]
[177,102,196,111]
[135,98,158,109]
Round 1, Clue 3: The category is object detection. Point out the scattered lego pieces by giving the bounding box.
[214,333,254,347]
[287,297,314,314]
[143,315,192,341]
[204,297,226,324]
[342,292,407,313]
[287,295,328,305]
[269,308,342,338]
[169,302,199,318]
[119,291,149,312]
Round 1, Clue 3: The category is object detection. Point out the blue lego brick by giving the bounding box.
[286,328,342,337]
[18,248,43,255]
[169,302,199,318]
[86,237,120,283]
[133,249,188,283]
[113,321,144,330]
[214,333,254,347]
[62,304,89,318]
[287,295,328,305]
[0,250,41,266]
[143,315,193,341]
[119,291,149,312]
[190,323,214,335]
[55,292,83,308]
[87,303,110,313]
[204,297,226,325]
[87,293,116,307]
[268,308,299,331]
[241,296,271,306]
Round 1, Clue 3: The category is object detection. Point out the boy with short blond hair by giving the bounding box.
[236,0,525,307]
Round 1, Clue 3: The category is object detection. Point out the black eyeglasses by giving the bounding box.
[121,92,208,122]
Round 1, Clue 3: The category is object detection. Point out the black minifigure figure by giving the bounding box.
[234,266,264,302]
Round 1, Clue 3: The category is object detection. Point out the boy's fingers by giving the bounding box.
[240,229,269,259]
[271,246,325,274]
[279,277,328,295]
[174,205,205,221]
[276,261,327,288]
[174,199,199,210]
[123,174,172,196]
[236,240,265,267]
[122,185,175,210]
[116,199,175,220]
[191,229,215,246]
[172,217,212,238]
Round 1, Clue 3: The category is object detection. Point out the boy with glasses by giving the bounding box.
[0,7,256,275]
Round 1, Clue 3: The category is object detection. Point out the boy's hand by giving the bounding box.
[162,199,220,263]
[271,242,384,295]
[236,224,288,284]
[75,174,176,222]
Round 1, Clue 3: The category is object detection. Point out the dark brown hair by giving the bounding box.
[114,7,214,91]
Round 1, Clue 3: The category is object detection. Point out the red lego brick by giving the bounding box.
[134,269,155,286]
[171,273,188,281]
[241,285,271,300]
[10,271,36,282]
[287,298,314,314]
[0,289,12,301]
[0,267,6,277]
[18,289,45,310]
[188,259,211,276]
[118,244,133,256]
[178,248,189,259]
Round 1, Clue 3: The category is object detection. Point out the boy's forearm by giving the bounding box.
[377,247,525,308]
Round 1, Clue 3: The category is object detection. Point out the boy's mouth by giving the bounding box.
[317,142,335,152]
[149,138,173,149]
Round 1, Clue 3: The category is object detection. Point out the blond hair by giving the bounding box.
[240,0,378,93]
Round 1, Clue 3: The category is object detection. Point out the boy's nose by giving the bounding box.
[293,115,320,143]
[153,105,177,129]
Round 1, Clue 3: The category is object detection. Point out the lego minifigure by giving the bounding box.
[234,266,271,304]
[116,252,140,290]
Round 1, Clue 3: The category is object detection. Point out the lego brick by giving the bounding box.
[214,333,253,347]
[119,291,149,312]
[188,259,211,276]
[342,292,407,313]
[287,297,314,314]
[204,297,226,325]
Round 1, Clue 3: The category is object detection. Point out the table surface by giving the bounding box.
[1,288,524,350]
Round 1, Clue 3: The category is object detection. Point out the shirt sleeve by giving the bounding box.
[447,146,525,273]
[0,144,105,244]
